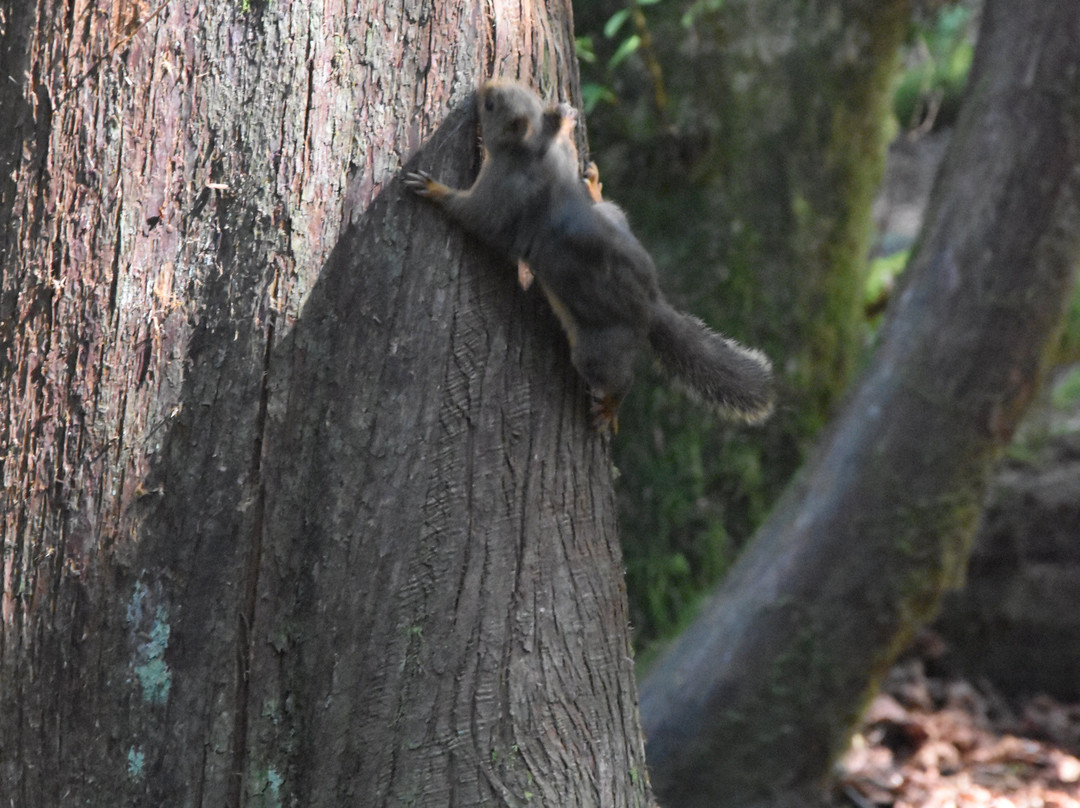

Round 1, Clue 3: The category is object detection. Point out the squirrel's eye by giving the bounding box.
[484,97,495,112]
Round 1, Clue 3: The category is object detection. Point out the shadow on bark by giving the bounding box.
[106,93,648,805]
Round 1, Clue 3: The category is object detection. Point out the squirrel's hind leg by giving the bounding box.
[570,326,638,432]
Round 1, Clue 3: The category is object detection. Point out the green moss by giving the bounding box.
[126,583,173,705]
[580,0,911,653]
[866,250,908,305]
[1051,365,1080,408]
[893,4,976,131]
[126,747,146,781]
[248,767,284,808]
[1055,286,1080,363]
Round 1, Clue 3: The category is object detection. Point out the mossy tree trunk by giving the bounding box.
[0,1,651,805]
[640,1,1080,804]
[614,0,911,426]
[577,0,912,643]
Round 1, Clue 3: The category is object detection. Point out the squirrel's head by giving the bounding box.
[477,79,546,152]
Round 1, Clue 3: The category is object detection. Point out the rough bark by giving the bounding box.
[0,1,650,805]
[639,1,1080,805]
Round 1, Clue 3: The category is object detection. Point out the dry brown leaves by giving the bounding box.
[836,660,1080,808]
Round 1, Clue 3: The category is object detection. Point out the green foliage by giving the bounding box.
[1007,361,1080,464]
[603,6,633,38]
[1051,365,1080,410]
[1055,283,1080,364]
[680,0,724,28]
[581,82,618,112]
[893,3,976,131]
[576,36,620,111]
[617,383,773,648]
[609,34,643,70]
[602,0,663,71]
[865,249,909,314]
[575,0,669,112]
[575,35,597,64]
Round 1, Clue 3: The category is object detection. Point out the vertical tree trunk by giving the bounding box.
[640,2,1080,805]
[0,2,651,805]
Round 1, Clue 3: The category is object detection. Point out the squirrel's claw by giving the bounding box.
[583,162,604,203]
[517,259,535,291]
[404,170,444,198]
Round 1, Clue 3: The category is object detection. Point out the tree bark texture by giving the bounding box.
[0,1,651,805]
[640,2,1080,805]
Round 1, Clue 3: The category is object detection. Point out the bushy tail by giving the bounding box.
[648,300,775,423]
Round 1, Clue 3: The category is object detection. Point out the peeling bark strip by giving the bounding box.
[1,0,650,805]
[640,1,1080,805]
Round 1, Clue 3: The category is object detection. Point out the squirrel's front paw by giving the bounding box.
[404,171,447,199]
[517,259,536,291]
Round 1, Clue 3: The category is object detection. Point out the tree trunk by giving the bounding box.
[639,1,1080,805]
[0,2,651,806]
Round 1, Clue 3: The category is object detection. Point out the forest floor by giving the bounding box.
[834,646,1080,808]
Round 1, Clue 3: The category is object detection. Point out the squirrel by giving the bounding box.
[405,79,774,431]
[514,100,600,291]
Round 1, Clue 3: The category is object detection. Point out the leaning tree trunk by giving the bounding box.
[640,1,1080,806]
[0,2,651,806]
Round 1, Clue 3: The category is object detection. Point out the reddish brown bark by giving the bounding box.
[1,1,650,805]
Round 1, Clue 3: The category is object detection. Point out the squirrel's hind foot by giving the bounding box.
[589,392,621,434]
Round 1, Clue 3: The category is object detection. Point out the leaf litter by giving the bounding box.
[835,653,1080,808]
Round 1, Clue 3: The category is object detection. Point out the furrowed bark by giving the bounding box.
[1,1,651,805]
